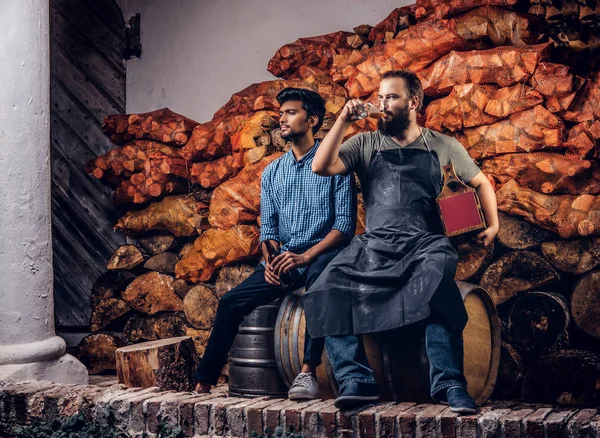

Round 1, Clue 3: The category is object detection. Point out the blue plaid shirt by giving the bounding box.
[260,141,355,258]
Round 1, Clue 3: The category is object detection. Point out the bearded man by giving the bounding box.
[306,70,499,413]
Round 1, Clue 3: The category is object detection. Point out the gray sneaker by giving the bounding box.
[288,372,320,400]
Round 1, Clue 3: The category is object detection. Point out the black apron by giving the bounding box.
[303,140,468,338]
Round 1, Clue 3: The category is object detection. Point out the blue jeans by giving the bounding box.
[325,314,467,398]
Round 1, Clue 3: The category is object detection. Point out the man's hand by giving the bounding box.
[264,263,281,286]
[340,99,364,123]
[477,225,498,247]
[271,251,310,276]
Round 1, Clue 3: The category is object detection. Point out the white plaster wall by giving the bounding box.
[0,0,54,346]
[119,0,411,123]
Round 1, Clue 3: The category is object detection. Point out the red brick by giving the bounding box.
[414,404,446,438]
[589,414,600,437]
[245,398,284,436]
[397,404,433,438]
[376,402,415,438]
[477,409,512,438]
[144,392,191,433]
[110,388,162,433]
[457,407,492,438]
[318,400,340,438]
[193,395,231,436]
[2,382,58,424]
[437,407,459,438]
[302,399,338,438]
[566,409,597,438]
[501,409,535,438]
[178,393,222,437]
[226,397,268,438]
[263,399,297,433]
[357,402,395,438]
[282,399,322,432]
[209,397,247,436]
[523,408,554,438]
[337,404,374,438]
[544,410,578,438]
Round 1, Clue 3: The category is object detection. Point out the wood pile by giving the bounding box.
[78,0,600,405]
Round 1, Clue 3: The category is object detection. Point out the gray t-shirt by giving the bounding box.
[338,128,481,186]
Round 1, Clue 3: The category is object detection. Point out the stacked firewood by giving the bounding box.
[78,0,600,405]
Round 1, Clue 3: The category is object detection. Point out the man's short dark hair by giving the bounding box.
[382,70,424,112]
[276,87,326,134]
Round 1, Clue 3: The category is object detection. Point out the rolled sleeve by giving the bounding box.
[259,166,279,243]
[332,174,356,237]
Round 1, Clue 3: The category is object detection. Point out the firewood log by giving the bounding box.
[496,212,555,250]
[106,244,145,270]
[508,291,569,360]
[450,6,540,47]
[90,270,136,307]
[175,225,261,283]
[483,83,544,118]
[116,336,197,391]
[76,333,127,375]
[270,127,287,150]
[190,155,238,189]
[417,43,550,96]
[121,272,183,314]
[124,313,188,343]
[183,285,219,329]
[491,342,524,400]
[454,105,563,160]
[541,238,600,275]
[347,34,369,50]
[414,0,518,20]
[212,77,347,122]
[545,90,578,113]
[521,350,600,406]
[185,327,212,357]
[529,62,575,96]
[267,31,352,79]
[571,271,600,338]
[229,111,279,153]
[481,152,600,195]
[562,72,600,123]
[102,108,198,146]
[244,147,267,165]
[344,20,471,97]
[180,114,246,162]
[215,263,256,298]
[172,278,191,299]
[144,252,179,274]
[90,298,131,333]
[208,154,283,229]
[565,120,600,158]
[112,176,189,206]
[451,234,494,281]
[425,84,500,132]
[115,195,209,237]
[480,251,559,304]
[496,179,600,238]
[367,6,415,44]
[137,233,176,255]
[178,242,195,259]
[356,192,367,235]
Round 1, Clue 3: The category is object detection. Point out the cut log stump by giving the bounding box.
[115,336,197,391]
[571,271,600,338]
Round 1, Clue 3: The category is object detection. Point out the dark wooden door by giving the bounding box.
[50,0,126,329]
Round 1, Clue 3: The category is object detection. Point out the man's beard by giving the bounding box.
[281,128,307,140]
[377,103,411,136]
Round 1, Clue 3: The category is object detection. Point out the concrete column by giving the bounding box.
[0,0,88,384]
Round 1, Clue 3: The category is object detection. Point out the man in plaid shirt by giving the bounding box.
[194,88,355,400]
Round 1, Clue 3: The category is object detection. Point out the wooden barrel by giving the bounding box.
[274,282,500,404]
[228,300,288,398]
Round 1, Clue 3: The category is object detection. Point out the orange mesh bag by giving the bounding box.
[345,20,471,97]
[529,62,575,96]
[190,156,238,189]
[484,83,544,118]
[267,31,352,79]
[175,225,260,283]
[331,45,381,84]
[562,72,600,123]
[454,105,563,160]
[212,76,347,121]
[565,120,600,158]
[115,195,208,237]
[368,6,416,44]
[112,177,189,206]
[481,152,600,195]
[417,43,551,96]
[181,114,246,162]
[425,84,499,132]
[546,90,578,113]
[415,0,518,20]
[497,179,600,238]
[450,6,541,47]
[102,108,199,146]
[208,153,283,230]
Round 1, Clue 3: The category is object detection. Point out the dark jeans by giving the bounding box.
[325,313,467,398]
[195,251,338,385]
